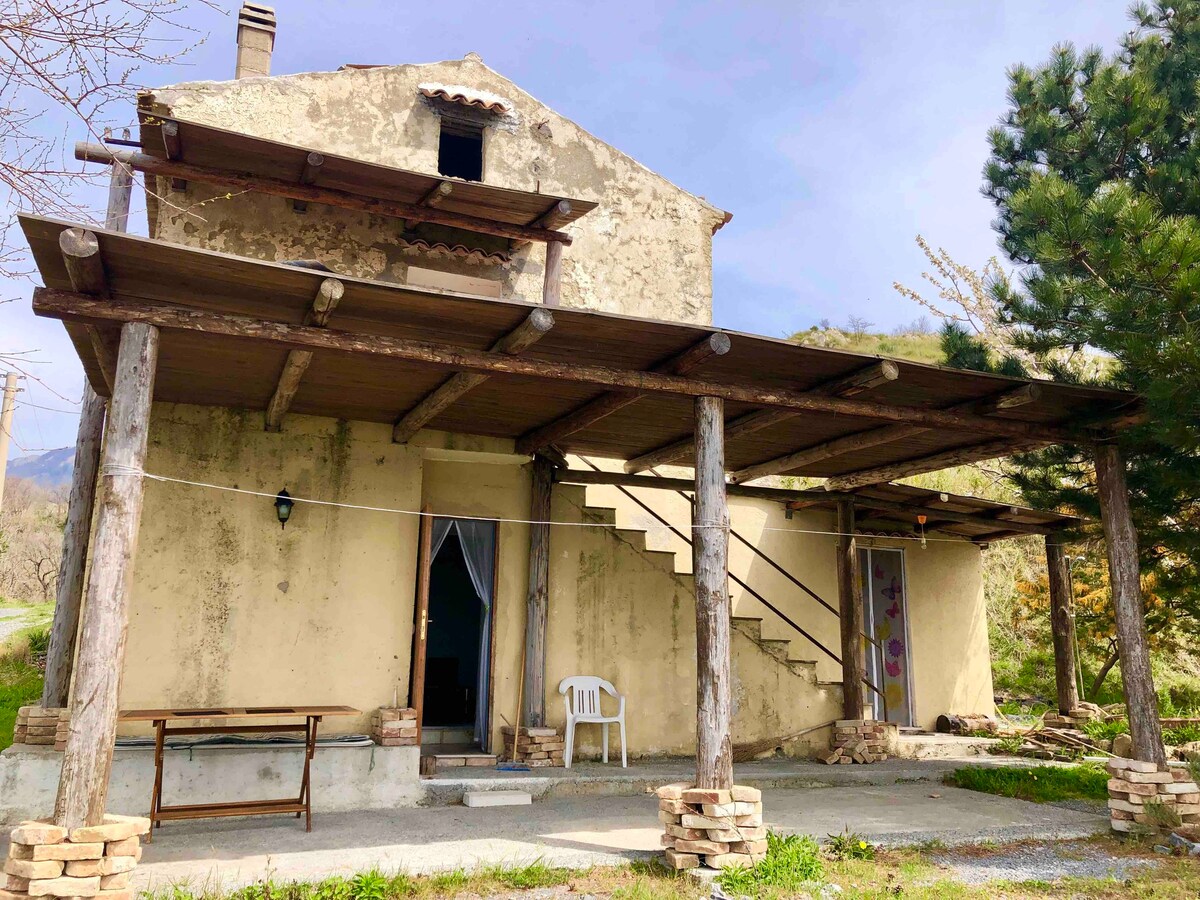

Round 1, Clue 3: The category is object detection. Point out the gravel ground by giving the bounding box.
[0,609,31,643]
[931,839,1159,885]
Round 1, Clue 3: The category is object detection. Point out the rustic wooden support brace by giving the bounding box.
[291,151,325,213]
[512,200,572,251]
[55,321,159,828]
[1045,533,1081,716]
[392,308,556,443]
[632,360,900,476]
[514,333,732,456]
[522,454,554,728]
[836,499,866,719]
[1094,443,1165,767]
[731,382,1039,485]
[693,395,732,790]
[76,143,574,247]
[33,288,1088,445]
[161,121,187,191]
[59,228,117,394]
[542,241,564,307]
[41,384,106,709]
[403,180,452,228]
[264,277,345,431]
[105,129,134,232]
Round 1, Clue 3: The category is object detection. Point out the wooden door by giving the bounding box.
[408,506,433,742]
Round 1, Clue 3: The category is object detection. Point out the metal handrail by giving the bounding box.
[574,458,888,711]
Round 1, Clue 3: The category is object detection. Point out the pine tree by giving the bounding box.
[983,1,1200,636]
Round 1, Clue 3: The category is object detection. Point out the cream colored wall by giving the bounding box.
[142,55,725,324]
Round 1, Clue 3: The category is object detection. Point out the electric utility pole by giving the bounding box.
[0,372,20,514]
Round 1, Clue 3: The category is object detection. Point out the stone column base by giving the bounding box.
[501,727,564,767]
[2,814,150,900]
[823,719,890,764]
[656,783,765,871]
[371,708,417,746]
[1108,757,1200,835]
[11,708,69,751]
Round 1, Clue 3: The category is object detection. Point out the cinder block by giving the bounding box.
[462,791,531,808]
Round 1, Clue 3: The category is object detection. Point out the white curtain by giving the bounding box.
[429,518,496,748]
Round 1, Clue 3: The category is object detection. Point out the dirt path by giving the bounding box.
[0,608,37,643]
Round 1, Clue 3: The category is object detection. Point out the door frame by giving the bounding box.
[859,546,916,726]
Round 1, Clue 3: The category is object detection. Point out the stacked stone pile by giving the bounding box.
[822,720,889,764]
[501,727,564,767]
[371,708,417,747]
[1042,708,1096,730]
[1108,757,1200,834]
[2,815,149,900]
[11,708,69,751]
[655,783,766,871]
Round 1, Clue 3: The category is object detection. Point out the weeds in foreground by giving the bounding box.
[948,764,1108,803]
[715,832,823,896]
[825,828,876,861]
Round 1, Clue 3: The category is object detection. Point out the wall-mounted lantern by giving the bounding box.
[274,488,294,529]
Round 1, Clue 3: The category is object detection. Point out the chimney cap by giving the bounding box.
[238,2,277,33]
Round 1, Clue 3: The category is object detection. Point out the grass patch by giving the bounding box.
[715,832,824,897]
[948,764,1108,803]
[0,627,46,752]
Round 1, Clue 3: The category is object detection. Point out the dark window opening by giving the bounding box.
[438,121,484,182]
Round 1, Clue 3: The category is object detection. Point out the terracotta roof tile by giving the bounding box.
[418,82,513,114]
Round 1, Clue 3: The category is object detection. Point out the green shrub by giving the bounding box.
[825,828,875,861]
[1082,718,1129,742]
[715,832,824,896]
[1164,723,1200,745]
[25,627,50,659]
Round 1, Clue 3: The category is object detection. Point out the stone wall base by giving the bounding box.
[656,783,765,871]
[823,719,891,764]
[371,708,417,747]
[1108,757,1200,835]
[11,709,68,752]
[3,814,149,900]
[501,727,564,767]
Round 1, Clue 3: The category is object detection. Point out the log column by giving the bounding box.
[1045,534,1081,716]
[693,395,732,790]
[542,241,563,307]
[836,499,865,720]
[55,322,159,827]
[1094,443,1165,767]
[522,453,554,727]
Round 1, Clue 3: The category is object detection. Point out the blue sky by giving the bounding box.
[2,0,1133,457]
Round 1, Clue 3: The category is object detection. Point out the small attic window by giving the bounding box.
[438,119,484,182]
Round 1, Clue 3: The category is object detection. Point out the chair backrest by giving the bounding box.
[558,675,617,717]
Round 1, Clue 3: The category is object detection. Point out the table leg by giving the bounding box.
[301,716,319,832]
[147,719,166,843]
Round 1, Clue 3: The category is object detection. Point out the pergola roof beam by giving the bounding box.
[823,437,1048,492]
[392,307,555,444]
[511,200,573,250]
[264,277,345,432]
[59,228,117,393]
[403,180,452,228]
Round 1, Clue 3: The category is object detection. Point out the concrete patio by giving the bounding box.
[66,781,1109,892]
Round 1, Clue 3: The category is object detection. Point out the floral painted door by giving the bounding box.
[857,547,914,726]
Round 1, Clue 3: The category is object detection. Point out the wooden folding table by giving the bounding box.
[119,705,358,840]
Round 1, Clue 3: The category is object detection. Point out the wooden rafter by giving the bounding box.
[75,143,574,246]
[729,383,1042,485]
[512,200,573,251]
[34,288,1091,444]
[291,151,325,213]
[58,228,118,393]
[403,180,452,229]
[515,333,733,456]
[392,308,556,443]
[625,360,901,474]
[823,437,1049,492]
[263,277,345,432]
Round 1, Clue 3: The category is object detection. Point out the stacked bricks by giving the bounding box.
[2,814,149,900]
[501,727,565,767]
[1043,707,1095,729]
[11,708,69,751]
[655,782,766,871]
[823,720,889,764]
[1107,757,1200,835]
[370,708,417,747]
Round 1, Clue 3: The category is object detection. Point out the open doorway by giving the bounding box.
[859,547,915,727]
[414,518,497,752]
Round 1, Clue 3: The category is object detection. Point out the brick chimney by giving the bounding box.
[235,3,276,79]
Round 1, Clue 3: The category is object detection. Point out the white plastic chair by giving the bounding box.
[558,676,626,768]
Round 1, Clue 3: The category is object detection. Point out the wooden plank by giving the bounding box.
[523,455,554,727]
[1045,534,1081,716]
[628,360,900,475]
[515,333,732,455]
[693,396,732,790]
[409,505,433,744]
[264,277,345,431]
[55,321,159,828]
[41,385,106,709]
[392,308,555,443]
[836,499,864,719]
[542,241,564,307]
[77,143,573,246]
[33,289,1089,444]
[1094,443,1165,767]
[730,383,1041,484]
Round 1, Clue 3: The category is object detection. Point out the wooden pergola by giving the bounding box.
[22,165,1162,828]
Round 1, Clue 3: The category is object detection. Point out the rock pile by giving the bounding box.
[1107,757,1200,834]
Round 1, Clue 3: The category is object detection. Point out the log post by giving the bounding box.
[55,322,159,828]
[41,385,106,708]
[521,453,554,727]
[542,241,563,307]
[836,499,865,720]
[1094,443,1165,767]
[1045,534,1081,716]
[693,395,732,790]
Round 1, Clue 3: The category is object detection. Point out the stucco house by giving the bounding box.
[2,4,1158,836]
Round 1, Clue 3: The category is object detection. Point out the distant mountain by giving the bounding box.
[6,447,75,488]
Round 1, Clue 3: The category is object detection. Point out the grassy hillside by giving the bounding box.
[789,325,945,366]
